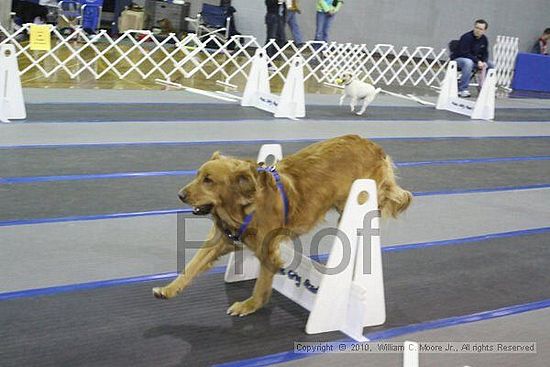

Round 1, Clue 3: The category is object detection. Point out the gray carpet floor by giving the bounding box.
[21,104,550,122]
[1,231,548,367]
[1,137,549,178]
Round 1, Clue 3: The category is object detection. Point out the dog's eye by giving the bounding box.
[203,176,213,184]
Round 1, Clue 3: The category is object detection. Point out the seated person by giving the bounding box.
[451,19,494,97]
[531,28,550,55]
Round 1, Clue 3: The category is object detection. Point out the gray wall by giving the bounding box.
[226,0,549,53]
[0,1,11,29]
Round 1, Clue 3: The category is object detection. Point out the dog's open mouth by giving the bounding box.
[192,204,214,215]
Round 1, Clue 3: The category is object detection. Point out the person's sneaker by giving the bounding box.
[458,90,471,98]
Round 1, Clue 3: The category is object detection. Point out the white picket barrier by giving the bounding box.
[0,44,26,123]
[241,49,305,120]
[404,341,419,367]
[436,61,496,121]
[225,144,386,341]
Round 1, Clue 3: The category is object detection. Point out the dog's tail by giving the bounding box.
[376,155,412,218]
[374,87,382,95]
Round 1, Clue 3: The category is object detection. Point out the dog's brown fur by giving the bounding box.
[153,135,412,316]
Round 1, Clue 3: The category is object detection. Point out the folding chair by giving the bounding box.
[185,3,231,42]
[57,0,103,34]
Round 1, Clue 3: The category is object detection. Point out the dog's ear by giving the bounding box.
[234,163,257,199]
[237,173,255,198]
[210,151,222,160]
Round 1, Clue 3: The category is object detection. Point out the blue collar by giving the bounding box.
[226,166,289,243]
[257,166,289,222]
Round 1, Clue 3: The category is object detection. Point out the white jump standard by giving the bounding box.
[436,60,496,121]
[0,45,26,123]
[241,50,306,120]
[225,144,386,342]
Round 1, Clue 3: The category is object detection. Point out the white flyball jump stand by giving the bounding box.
[0,45,26,123]
[436,60,496,121]
[225,144,386,341]
[241,49,305,120]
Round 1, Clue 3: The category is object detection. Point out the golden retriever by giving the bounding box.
[153,135,412,316]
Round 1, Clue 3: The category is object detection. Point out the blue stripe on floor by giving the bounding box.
[1,226,548,301]
[2,156,549,184]
[0,184,548,227]
[1,135,549,150]
[0,208,189,227]
[412,183,550,197]
[1,170,197,184]
[213,298,550,367]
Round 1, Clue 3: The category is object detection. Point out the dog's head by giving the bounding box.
[335,72,354,86]
[179,152,282,228]
[179,151,256,214]
[179,152,285,228]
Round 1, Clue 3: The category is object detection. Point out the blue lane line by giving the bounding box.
[395,155,550,167]
[2,226,548,301]
[1,135,549,150]
[213,298,550,367]
[2,156,550,184]
[1,170,197,184]
[0,184,548,227]
[0,272,178,301]
[412,183,550,197]
[0,208,190,227]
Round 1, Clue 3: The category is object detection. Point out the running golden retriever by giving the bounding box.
[153,135,412,316]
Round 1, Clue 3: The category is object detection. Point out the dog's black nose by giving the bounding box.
[178,191,187,203]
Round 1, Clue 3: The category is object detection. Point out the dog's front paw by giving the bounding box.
[152,286,177,300]
[356,111,364,116]
[227,297,261,317]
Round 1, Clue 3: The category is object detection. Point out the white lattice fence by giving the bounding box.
[0,24,517,89]
[493,35,519,89]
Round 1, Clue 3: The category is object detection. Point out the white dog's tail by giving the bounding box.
[374,87,382,96]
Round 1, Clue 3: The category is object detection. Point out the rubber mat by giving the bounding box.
[2,138,549,178]
[1,232,549,367]
[21,104,550,122]
[0,161,548,222]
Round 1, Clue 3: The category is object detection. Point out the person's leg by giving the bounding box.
[286,11,303,45]
[276,13,286,46]
[321,13,335,42]
[455,57,474,92]
[265,13,278,58]
[314,11,325,42]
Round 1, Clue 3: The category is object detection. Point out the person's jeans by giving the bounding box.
[286,10,303,45]
[314,11,334,44]
[265,13,286,58]
[455,57,495,91]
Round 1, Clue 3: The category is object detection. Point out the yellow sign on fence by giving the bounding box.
[29,25,52,51]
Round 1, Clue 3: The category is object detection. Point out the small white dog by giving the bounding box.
[336,72,381,115]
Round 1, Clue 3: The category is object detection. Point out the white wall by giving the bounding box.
[227,0,550,53]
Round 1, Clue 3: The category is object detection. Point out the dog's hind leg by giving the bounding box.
[350,98,357,112]
[356,98,370,115]
[153,226,234,299]
[339,93,346,106]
